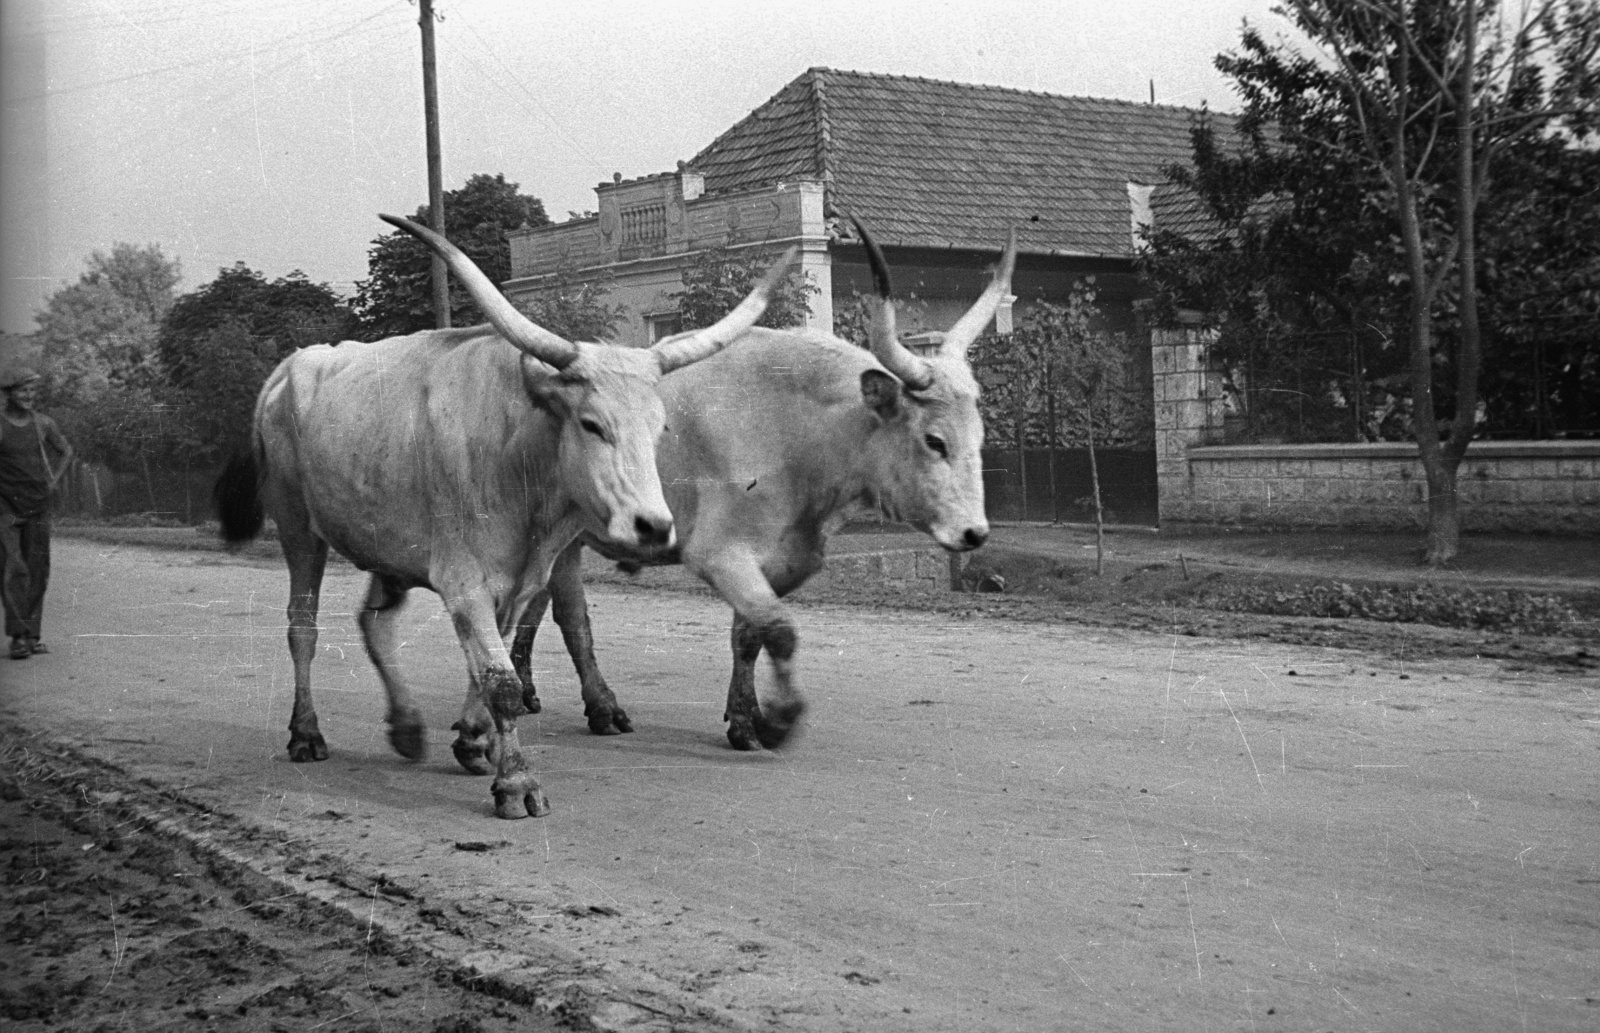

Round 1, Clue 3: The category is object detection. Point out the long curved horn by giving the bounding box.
[652,245,801,373]
[940,227,1018,360]
[379,214,579,370]
[852,217,932,390]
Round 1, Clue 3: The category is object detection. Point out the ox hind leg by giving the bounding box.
[282,537,330,762]
[357,574,427,761]
[725,611,803,751]
[522,541,632,736]
[702,557,807,751]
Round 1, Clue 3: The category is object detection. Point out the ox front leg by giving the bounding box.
[449,600,549,819]
[358,574,427,761]
[483,667,549,819]
[453,590,552,777]
[725,613,805,751]
[546,541,631,735]
[284,540,330,762]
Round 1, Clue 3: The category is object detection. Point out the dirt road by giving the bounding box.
[3,538,1598,1031]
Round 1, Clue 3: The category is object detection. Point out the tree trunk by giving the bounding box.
[1046,375,1059,523]
[1391,127,1458,565]
[140,453,157,512]
[1015,398,1027,522]
[1087,396,1105,576]
[1423,457,1463,566]
[1437,7,1484,567]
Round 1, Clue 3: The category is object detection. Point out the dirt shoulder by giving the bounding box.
[54,518,1600,670]
[0,734,571,1033]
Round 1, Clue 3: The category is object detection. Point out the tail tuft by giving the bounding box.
[213,449,264,546]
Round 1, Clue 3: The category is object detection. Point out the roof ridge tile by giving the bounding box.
[803,65,1210,116]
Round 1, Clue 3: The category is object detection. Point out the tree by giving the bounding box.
[969,280,1149,532]
[1474,137,1600,437]
[1139,101,1417,445]
[1144,0,1600,564]
[670,240,817,331]
[159,264,353,386]
[34,244,181,406]
[156,265,354,466]
[830,291,877,348]
[354,173,550,339]
[512,266,623,343]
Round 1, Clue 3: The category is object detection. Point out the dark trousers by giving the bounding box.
[0,503,50,641]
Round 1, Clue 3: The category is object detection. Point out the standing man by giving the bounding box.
[0,367,73,659]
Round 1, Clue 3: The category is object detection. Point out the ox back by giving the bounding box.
[253,331,565,589]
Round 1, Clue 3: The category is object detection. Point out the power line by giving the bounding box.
[19,0,268,36]
[448,8,600,167]
[11,1,402,103]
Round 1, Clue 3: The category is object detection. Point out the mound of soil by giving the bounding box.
[0,740,565,1033]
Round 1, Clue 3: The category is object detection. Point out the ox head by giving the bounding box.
[851,217,1016,553]
[381,214,797,553]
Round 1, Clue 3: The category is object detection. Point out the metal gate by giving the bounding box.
[981,447,1157,527]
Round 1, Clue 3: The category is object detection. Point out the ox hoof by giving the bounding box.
[586,706,634,736]
[450,737,491,776]
[492,779,550,820]
[388,713,428,762]
[449,721,491,774]
[726,722,760,752]
[521,687,542,715]
[754,699,806,751]
[287,733,328,763]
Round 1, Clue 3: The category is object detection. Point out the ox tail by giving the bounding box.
[213,448,265,546]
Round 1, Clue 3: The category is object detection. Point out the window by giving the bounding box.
[646,312,682,344]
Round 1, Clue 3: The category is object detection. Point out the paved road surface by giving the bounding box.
[3,539,1596,1031]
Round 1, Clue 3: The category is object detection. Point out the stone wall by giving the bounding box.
[826,548,954,586]
[1172,441,1599,533]
[1150,325,1600,533]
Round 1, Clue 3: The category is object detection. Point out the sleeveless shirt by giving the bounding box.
[0,413,63,518]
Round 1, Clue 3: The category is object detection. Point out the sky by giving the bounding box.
[0,0,1292,335]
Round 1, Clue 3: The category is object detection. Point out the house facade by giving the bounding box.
[503,68,1215,525]
[505,68,1209,347]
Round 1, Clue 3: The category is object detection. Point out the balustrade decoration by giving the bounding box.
[619,204,667,257]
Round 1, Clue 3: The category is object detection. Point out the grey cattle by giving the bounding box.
[507,219,1015,752]
[214,214,796,817]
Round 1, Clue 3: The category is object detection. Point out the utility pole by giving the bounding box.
[419,0,448,328]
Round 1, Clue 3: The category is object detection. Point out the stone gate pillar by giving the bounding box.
[1150,321,1223,525]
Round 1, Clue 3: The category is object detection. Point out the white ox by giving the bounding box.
[508,220,1015,752]
[214,214,795,817]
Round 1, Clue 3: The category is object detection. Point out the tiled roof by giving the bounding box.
[1149,182,1221,243]
[688,68,1217,259]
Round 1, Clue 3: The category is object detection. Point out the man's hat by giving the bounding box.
[0,366,40,390]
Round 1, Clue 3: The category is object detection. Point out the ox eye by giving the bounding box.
[924,433,949,459]
[580,418,608,440]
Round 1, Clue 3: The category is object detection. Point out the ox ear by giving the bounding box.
[860,369,903,421]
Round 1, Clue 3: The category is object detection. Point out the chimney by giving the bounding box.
[677,161,704,203]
